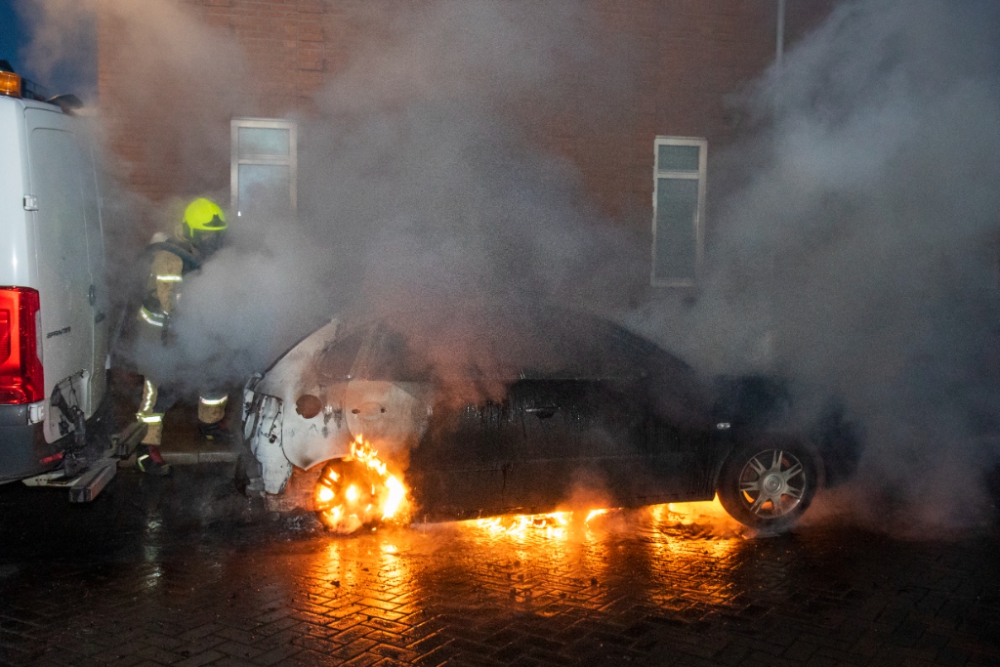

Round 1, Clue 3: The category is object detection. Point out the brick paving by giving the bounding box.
[1,464,998,667]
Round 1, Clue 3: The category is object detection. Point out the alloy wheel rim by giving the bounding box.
[738,449,806,517]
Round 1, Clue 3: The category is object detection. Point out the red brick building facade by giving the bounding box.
[97,0,833,283]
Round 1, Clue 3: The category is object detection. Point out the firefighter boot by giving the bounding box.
[197,393,231,442]
[136,445,172,476]
[197,420,234,442]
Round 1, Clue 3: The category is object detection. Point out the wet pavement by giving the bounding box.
[1,452,999,667]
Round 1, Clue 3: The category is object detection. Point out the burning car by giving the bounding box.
[241,307,862,533]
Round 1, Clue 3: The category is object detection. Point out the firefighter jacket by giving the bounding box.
[137,237,202,337]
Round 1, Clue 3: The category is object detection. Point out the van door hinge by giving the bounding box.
[23,195,38,211]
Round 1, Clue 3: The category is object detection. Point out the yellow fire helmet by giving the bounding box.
[181,198,227,253]
[183,198,227,234]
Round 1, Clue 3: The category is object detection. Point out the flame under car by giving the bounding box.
[241,308,862,533]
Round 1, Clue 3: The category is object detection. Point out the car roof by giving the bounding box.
[319,304,696,384]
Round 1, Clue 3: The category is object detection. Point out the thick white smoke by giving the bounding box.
[19,0,1000,531]
[632,0,1000,531]
[172,0,641,394]
[19,0,638,392]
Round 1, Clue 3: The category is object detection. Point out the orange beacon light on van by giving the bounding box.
[0,71,22,98]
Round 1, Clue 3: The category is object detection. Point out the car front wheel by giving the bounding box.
[717,439,821,532]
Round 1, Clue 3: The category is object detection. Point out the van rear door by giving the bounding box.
[78,133,107,404]
[25,107,98,439]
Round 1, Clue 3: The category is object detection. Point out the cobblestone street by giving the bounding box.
[1,462,998,667]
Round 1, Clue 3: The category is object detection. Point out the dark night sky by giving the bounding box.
[1,0,27,72]
[1,0,96,99]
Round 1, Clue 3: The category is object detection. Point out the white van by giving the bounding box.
[0,62,114,492]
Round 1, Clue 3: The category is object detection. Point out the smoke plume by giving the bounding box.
[19,0,1000,531]
[19,0,637,391]
[632,0,1000,531]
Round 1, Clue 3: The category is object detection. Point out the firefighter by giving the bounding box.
[133,197,231,475]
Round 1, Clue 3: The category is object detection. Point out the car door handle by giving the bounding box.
[525,406,558,419]
[95,311,106,323]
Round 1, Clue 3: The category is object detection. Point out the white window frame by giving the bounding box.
[230,117,297,217]
[652,136,707,287]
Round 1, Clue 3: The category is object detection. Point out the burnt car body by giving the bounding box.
[241,308,862,531]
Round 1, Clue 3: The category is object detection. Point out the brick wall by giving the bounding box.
[522,0,834,233]
[98,0,833,235]
[98,0,331,204]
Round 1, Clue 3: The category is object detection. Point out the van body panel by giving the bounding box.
[25,109,99,434]
[0,404,55,483]
[78,136,108,403]
[0,99,31,287]
[1,95,107,463]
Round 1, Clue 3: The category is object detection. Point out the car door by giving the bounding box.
[408,395,518,519]
[502,315,719,510]
[399,324,520,519]
[503,377,597,511]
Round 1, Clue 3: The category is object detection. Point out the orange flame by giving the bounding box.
[314,436,410,533]
[651,495,746,539]
[664,495,737,525]
[465,499,739,540]
[471,509,610,540]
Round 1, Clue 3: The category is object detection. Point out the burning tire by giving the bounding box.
[314,459,383,533]
[313,440,410,534]
[716,438,821,532]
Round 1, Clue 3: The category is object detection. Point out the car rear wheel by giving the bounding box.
[717,439,820,532]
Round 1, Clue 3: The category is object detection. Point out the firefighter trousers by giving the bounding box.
[136,379,228,446]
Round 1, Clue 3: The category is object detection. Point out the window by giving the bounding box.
[652,137,706,286]
[231,118,297,220]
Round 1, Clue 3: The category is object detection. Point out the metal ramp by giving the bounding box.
[22,421,147,503]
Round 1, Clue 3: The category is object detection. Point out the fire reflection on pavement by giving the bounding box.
[3,468,996,667]
[306,499,753,625]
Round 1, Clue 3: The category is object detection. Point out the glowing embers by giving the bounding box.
[472,508,611,540]
[666,495,733,524]
[314,436,410,534]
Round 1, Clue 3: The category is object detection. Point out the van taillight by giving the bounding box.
[0,287,44,404]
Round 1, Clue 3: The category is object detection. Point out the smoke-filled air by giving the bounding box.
[16,0,1000,531]
[633,0,1000,532]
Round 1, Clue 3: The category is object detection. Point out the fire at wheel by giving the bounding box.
[716,439,820,532]
[313,437,410,534]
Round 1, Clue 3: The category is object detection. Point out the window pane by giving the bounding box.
[654,178,698,282]
[238,164,290,218]
[657,144,700,172]
[238,127,290,157]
